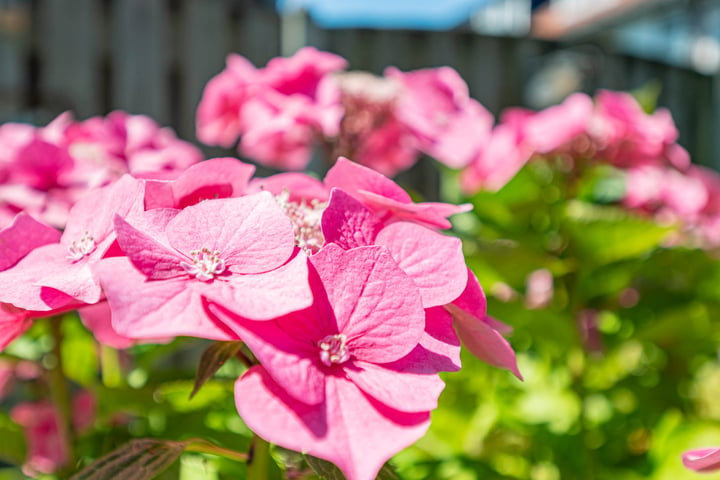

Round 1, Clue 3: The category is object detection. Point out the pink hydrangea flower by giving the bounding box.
[387,66,494,169]
[0,175,145,311]
[460,123,532,193]
[207,245,439,480]
[11,392,95,477]
[97,193,313,340]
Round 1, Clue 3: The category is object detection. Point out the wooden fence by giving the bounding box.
[0,0,716,166]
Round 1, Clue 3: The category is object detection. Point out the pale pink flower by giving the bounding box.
[196,55,259,147]
[524,268,554,310]
[332,71,419,176]
[387,66,494,169]
[460,123,532,193]
[97,193,312,340]
[207,245,437,480]
[591,89,685,169]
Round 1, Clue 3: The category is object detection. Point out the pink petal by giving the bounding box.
[683,447,720,472]
[144,157,255,210]
[375,222,466,307]
[205,300,326,405]
[0,213,61,271]
[61,175,145,253]
[235,366,430,480]
[451,268,488,319]
[445,303,522,379]
[96,257,236,340]
[421,306,462,372]
[36,254,102,304]
[0,303,32,351]
[325,157,412,204]
[78,302,135,349]
[346,357,445,412]
[0,246,77,311]
[114,213,185,280]
[248,172,329,202]
[310,245,425,364]
[166,193,295,274]
[201,251,313,321]
[321,188,382,249]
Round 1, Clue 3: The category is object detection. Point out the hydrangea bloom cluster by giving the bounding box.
[0,154,519,480]
[458,90,720,248]
[0,111,202,229]
[196,47,493,176]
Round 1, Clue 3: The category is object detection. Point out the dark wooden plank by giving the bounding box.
[37,0,100,119]
[112,0,170,123]
[178,0,230,140]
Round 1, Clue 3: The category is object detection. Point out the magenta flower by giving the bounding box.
[683,447,720,472]
[325,157,471,229]
[97,193,312,340]
[206,245,442,480]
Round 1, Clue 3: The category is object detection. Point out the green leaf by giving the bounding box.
[190,341,243,399]
[69,438,188,480]
[61,315,99,387]
[305,455,399,480]
[562,200,673,265]
[0,413,26,466]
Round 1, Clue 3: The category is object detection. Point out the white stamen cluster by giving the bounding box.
[275,190,326,254]
[318,334,350,366]
[66,232,96,261]
[181,247,226,281]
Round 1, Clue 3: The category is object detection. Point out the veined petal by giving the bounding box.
[346,357,445,412]
[235,366,430,480]
[166,193,294,274]
[96,257,235,341]
[310,245,425,364]
[376,222,466,308]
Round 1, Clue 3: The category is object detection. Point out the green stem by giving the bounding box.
[185,439,248,462]
[246,434,270,480]
[100,344,123,388]
[47,317,75,472]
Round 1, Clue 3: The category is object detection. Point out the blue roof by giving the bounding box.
[277,0,494,30]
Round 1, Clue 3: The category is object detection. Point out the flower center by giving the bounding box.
[318,334,350,366]
[275,191,326,254]
[66,232,96,261]
[181,247,226,281]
